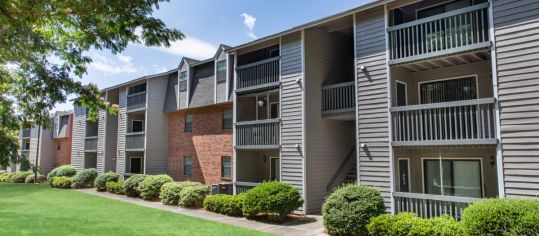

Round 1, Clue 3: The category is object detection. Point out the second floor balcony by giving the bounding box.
[235,119,280,149]
[321,81,355,120]
[127,91,146,112]
[236,57,280,93]
[125,132,145,151]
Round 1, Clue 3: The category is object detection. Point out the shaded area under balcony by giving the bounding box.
[235,150,279,194]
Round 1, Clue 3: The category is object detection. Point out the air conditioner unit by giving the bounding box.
[211,183,233,195]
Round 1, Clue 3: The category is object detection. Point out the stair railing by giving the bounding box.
[326,145,356,192]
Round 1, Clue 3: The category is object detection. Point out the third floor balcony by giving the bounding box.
[236,57,280,93]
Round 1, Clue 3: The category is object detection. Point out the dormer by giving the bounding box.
[214,44,232,103]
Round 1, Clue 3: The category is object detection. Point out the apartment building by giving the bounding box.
[8,111,73,174]
[226,0,539,215]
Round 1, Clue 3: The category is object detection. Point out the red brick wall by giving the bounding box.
[168,103,233,185]
[53,138,72,168]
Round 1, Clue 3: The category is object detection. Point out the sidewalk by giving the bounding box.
[77,189,328,236]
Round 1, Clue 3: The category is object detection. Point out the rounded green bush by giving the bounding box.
[106,181,125,195]
[242,182,304,222]
[462,198,539,236]
[24,174,47,183]
[94,172,120,191]
[71,168,98,188]
[159,182,202,205]
[51,176,73,188]
[47,165,77,182]
[179,185,210,208]
[367,213,462,236]
[139,174,173,200]
[8,172,32,183]
[322,184,385,235]
[0,173,9,182]
[123,174,147,197]
[204,194,245,216]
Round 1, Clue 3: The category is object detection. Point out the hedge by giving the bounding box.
[0,173,11,182]
[322,184,385,235]
[106,181,125,195]
[160,182,202,205]
[8,172,32,183]
[243,182,304,222]
[367,213,462,236]
[178,185,210,208]
[461,198,539,235]
[47,165,77,182]
[94,172,120,191]
[71,168,98,188]
[25,174,47,183]
[204,194,245,216]
[51,176,73,188]
[123,174,147,197]
[139,174,173,200]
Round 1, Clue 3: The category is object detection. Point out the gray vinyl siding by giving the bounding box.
[216,81,227,103]
[189,62,215,108]
[71,105,87,171]
[115,88,127,176]
[228,56,235,101]
[492,0,539,197]
[38,126,54,173]
[179,63,189,109]
[355,8,392,209]
[96,110,106,173]
[26,126,39,168]
[280,32,305,202]
[304,28,356,213]
[164,73,179,112]
[145,76,169,174]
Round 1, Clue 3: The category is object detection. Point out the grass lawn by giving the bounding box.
[0,183,269,236]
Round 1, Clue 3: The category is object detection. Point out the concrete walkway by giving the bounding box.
[77,189,328,236]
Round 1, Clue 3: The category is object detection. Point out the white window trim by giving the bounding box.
[417,74,479,104]
[420,157,485,198]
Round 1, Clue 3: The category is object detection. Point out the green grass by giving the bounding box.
[0,183,269,236]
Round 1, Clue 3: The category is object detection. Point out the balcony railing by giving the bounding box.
[235,182,259,194]
[393,192,480,219]
[322,81,355,118]
[390,98,496,146]
[235,119,280,149]
[127,92,146,111]
[125,132,145,150]
[84,136,98,151]
[236,57,280,93]
[21,129,31,138]
[388,2,490,64]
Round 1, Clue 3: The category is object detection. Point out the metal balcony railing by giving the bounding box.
[125,132,145,150]
[322,81,355,118]
[127,92,146,111]
[84,136,98,151]
[236,57,280,92]
[235,182,259,194]
[393,192,480,219]
[235,119,280,149]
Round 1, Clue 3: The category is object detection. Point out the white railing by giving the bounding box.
[125,132,145,150]
[322,81,355,117]
[388,3,490,64]
[236,57,280,92]
[235,119,280,149]
[84,136,98,151]
[390,98,496,146]
[235,182,259,194]
[393,192,480,219]
[127,92,146,111]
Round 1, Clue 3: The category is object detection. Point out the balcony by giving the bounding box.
[388,3,490,65]
[390,98,497,146]
[126,92,146,112]
[125,132,145,151]
[321,81,355,120]
[393,192,480,219]
[235,119,280,149]
[84,136,98,152]
[236,57,280,93]
[21,129,31,138]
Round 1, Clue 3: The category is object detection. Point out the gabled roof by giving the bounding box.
[101,69,178,91]
[213,44,231,59]
[178,57,200,70]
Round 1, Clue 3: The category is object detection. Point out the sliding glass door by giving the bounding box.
[424,159,482,198]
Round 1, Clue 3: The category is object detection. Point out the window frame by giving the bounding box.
[179,71,188,91]
[222,109,232,130]
[184,114,193,133]
[221,156,231,179]
[131,120,144,133]
[183,156,193,176]
[417,74,479,104]
[421,157,484,198]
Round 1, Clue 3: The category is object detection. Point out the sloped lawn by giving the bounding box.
[0,183,269,236]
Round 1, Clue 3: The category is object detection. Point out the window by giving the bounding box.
[131,120,144,133]
[221,156,231,178]
[216,60,227,83]
[24,142,30,150]
[270,102,279,119]
[128,83,146,95]
[130,157,143,174]
[184,156,192,176]
[184,114,193,132]
[58,115,69,136]
[179,71,187,91]
[222,109,232,130]
[57,144,61,151]
[420,77,477,104]
[396,81,407,106]
[423,159,482,198]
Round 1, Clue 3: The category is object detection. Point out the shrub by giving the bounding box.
[94,172,120,191]
[367,213,462,236]
[204,194,245,216]
[123,174,147,197]
[8,172,32,183]
[47,165,77,182]
[2,173,16,182]
[322,184,385,235]
[461,198,539,236]
[160,182,203,205]
[51,176,73,188]
[71,168,98,188]
[106,181,125,195]
[179,185,210,208]
[0,173,9,182]
[139,174,173,200]
[24,174,47,183]
[243,182,304,222]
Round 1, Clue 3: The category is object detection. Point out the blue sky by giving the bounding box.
[55,0,372,111]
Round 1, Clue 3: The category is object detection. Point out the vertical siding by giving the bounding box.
[280,32,305,200]
[164,73,179,112]
[304,28,356,213]
[38,126,54,174]
[96,110,106,173]
[179,63,189,109]
[355,8,392,209]
[492,0,539,197]
[145,76,169,174]
[116,88,127,175]
[71,105,87,170]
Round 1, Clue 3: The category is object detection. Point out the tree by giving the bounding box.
[0,1,183,166]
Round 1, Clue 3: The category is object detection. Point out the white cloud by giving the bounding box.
[88,52,139,75]
[149,37,216,60]
[151,64,168,73]
[117,54,133,64]
[241,13,257,39]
